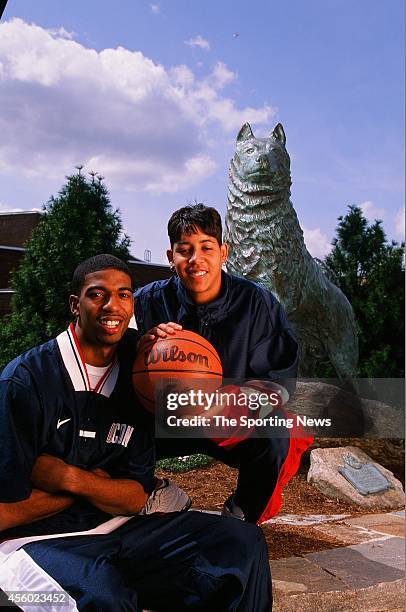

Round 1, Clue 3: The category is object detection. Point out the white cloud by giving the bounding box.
[394,207,405,240]
[86,154,217,194]
[302,226,332,259]
[199,98,275,132]
[150,4,160,14]
[47,26,75,40]
[169,64,195,88]
[0,19,275,193]
[360,200,385,221]
[209,62,236,89]
[184,35,210,51]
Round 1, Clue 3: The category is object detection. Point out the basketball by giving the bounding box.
[133,330,223,412]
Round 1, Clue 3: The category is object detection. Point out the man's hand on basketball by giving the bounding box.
[138,322,182,352]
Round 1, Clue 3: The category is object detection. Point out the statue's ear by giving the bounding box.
[237,123,254,142]
[270,123,286,146]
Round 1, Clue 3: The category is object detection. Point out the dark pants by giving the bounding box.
[155,436,290,524]
[25,512,272,611]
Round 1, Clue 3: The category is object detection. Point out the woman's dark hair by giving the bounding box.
[167,204,223,247]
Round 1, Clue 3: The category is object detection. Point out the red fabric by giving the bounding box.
[208,385,252,447]
[257,412,314,524]
[207,385,314,517]
[211,382,285,449]
[216,436,244,450]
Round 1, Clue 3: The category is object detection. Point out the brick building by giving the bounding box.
[0,211,171,316]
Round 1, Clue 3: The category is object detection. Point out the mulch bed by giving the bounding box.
[261,525,344,559]
[157,446,404,559]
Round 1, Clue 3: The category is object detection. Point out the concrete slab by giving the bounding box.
[273,579,405,612]
[265,513,349,526]
[304,538,405,589]
[350,579,405,612]
[344,513,405,538]
[312,523,383,545]
[348,537,405,571]
[273,589,359,612]
[271,513,405,611]
[270,556,347,596]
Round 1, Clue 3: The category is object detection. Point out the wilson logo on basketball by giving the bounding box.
[144,345,209,369]
[133,330,222,413]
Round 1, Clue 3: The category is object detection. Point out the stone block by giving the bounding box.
[344,513,405,538]
[270,556,347,596]
[312,523,381,545]
[305,537,404,589]
[307,446,405,510]
[273,579,405,612]
[265,513,349,526]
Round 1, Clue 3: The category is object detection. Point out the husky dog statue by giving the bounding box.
[224,122,358,378]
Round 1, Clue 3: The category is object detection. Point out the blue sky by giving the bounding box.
[0,0,404,262]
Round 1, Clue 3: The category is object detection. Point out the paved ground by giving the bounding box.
[268,510,405,611]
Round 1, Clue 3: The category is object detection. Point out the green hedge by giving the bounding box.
[156,454,213,473]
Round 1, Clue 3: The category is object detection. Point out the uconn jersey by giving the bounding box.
[0,324,155,539]
[0,327,274,611]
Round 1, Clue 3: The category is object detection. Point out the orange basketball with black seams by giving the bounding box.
[133,330,223,412]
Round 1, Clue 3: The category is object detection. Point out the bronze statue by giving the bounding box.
[225,122,358,378]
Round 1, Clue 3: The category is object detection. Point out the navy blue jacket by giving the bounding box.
[0,326,154,539]
[135,272,299,392]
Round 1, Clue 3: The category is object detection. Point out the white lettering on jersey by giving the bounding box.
[106,423,134,448]
[79,430,96,438]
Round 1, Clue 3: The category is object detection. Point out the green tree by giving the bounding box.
[321,205,404,377]
[0,171,131,368]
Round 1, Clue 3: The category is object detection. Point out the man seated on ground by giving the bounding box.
[135,204,313,524]
[0,254,272,611]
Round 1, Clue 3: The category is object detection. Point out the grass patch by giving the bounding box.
[157,454,213,473]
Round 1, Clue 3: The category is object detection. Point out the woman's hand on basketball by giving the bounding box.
[137,322,182,352]
[144,322,182,341]
[150,322,182,339]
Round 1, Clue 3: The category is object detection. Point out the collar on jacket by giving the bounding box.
[56,324,119,396]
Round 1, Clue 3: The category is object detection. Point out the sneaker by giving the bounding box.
[222,494,245,520]
[140,479,192,515]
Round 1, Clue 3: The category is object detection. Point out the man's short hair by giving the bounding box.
[167,204,223,247]
[72,254,132,295]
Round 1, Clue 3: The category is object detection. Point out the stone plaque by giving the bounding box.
[338,454,392,496]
